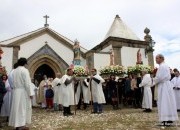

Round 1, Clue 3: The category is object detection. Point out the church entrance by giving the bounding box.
[34,64,55,86]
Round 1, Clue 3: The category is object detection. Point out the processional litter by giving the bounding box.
[71,40,90,114]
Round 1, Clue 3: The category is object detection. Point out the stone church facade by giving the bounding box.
[0,15,154,83]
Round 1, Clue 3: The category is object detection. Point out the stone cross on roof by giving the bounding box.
[43,15,49,27]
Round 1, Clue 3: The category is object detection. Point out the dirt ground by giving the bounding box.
[1,105,180,130]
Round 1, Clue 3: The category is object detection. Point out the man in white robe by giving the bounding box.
[139,70,152,112]
[60,68,75,116]
[154,54,179,126]
[90,68,106,114]
[171,69,180,111]
[8,63,19,89]
[75,78,90,110]
[52,73,62,111]
[9,58,34,130]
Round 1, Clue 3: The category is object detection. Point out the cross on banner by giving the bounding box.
[43,15,49,27]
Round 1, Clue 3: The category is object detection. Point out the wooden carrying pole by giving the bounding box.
[116,83,119,109]
[74,81,77,115]
[90,78,93,113]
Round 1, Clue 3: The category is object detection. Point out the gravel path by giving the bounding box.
[1,106,180,130]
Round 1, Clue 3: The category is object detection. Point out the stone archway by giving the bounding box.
[27,55,67,86]
[34,64,55,85]
[27,44,69,85]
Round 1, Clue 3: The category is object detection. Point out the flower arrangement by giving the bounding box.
[127,66,136,74]
[73,66,89,77]
[127,65,152,74]
[99,65,126,77]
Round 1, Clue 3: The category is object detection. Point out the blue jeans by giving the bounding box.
[93,102,103,113]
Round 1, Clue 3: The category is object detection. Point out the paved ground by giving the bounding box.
[1,105,180,130]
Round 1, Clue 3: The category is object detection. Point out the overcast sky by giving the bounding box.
[0,0,180,69]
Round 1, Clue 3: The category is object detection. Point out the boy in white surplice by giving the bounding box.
[139,70,152,112]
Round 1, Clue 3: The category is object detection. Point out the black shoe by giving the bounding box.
[83,103,87,110]
[146,109,152,112]
[63,113,69,116]
[143,109,148,112]
[91,111,98,114]
[143,109,152,112]
[77,107,81,110]
[161,121,166,126]
[98,111,103,114]
[167,121,173,124]
[68,112,74,116]
[113,106,119,110]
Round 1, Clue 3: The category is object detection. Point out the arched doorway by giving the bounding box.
[34,64,55,86]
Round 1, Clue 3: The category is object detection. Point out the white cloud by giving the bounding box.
[153,35,180,70]
[164,52,180,70]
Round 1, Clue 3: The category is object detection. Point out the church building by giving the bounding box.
[0,15,154,83]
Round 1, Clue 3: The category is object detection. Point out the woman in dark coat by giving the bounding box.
[107,75,118,109]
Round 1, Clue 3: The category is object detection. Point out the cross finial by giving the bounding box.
[43,15,49,27]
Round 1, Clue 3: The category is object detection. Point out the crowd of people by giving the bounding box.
[0,54,180,129]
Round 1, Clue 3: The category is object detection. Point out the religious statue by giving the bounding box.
[84,65,89,74]
[110,49,115,65]
[136,49,142,64]
[0,46,3,67]
[73,40,81,60]
[0,46,3,60]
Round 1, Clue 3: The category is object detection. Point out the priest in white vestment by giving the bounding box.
[90,68,106,114]
[139,70,152,112]
[38,75,51,108]
[171,69,180,110]
[60,68,76,116]
[153,54,178,126]
[9,58,34,129]
[52,73,62,111]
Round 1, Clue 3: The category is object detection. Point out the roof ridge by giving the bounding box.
[48,28,74,43]
[104,15,140,41]
[48,27,88,51]
[0,27,45,44]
